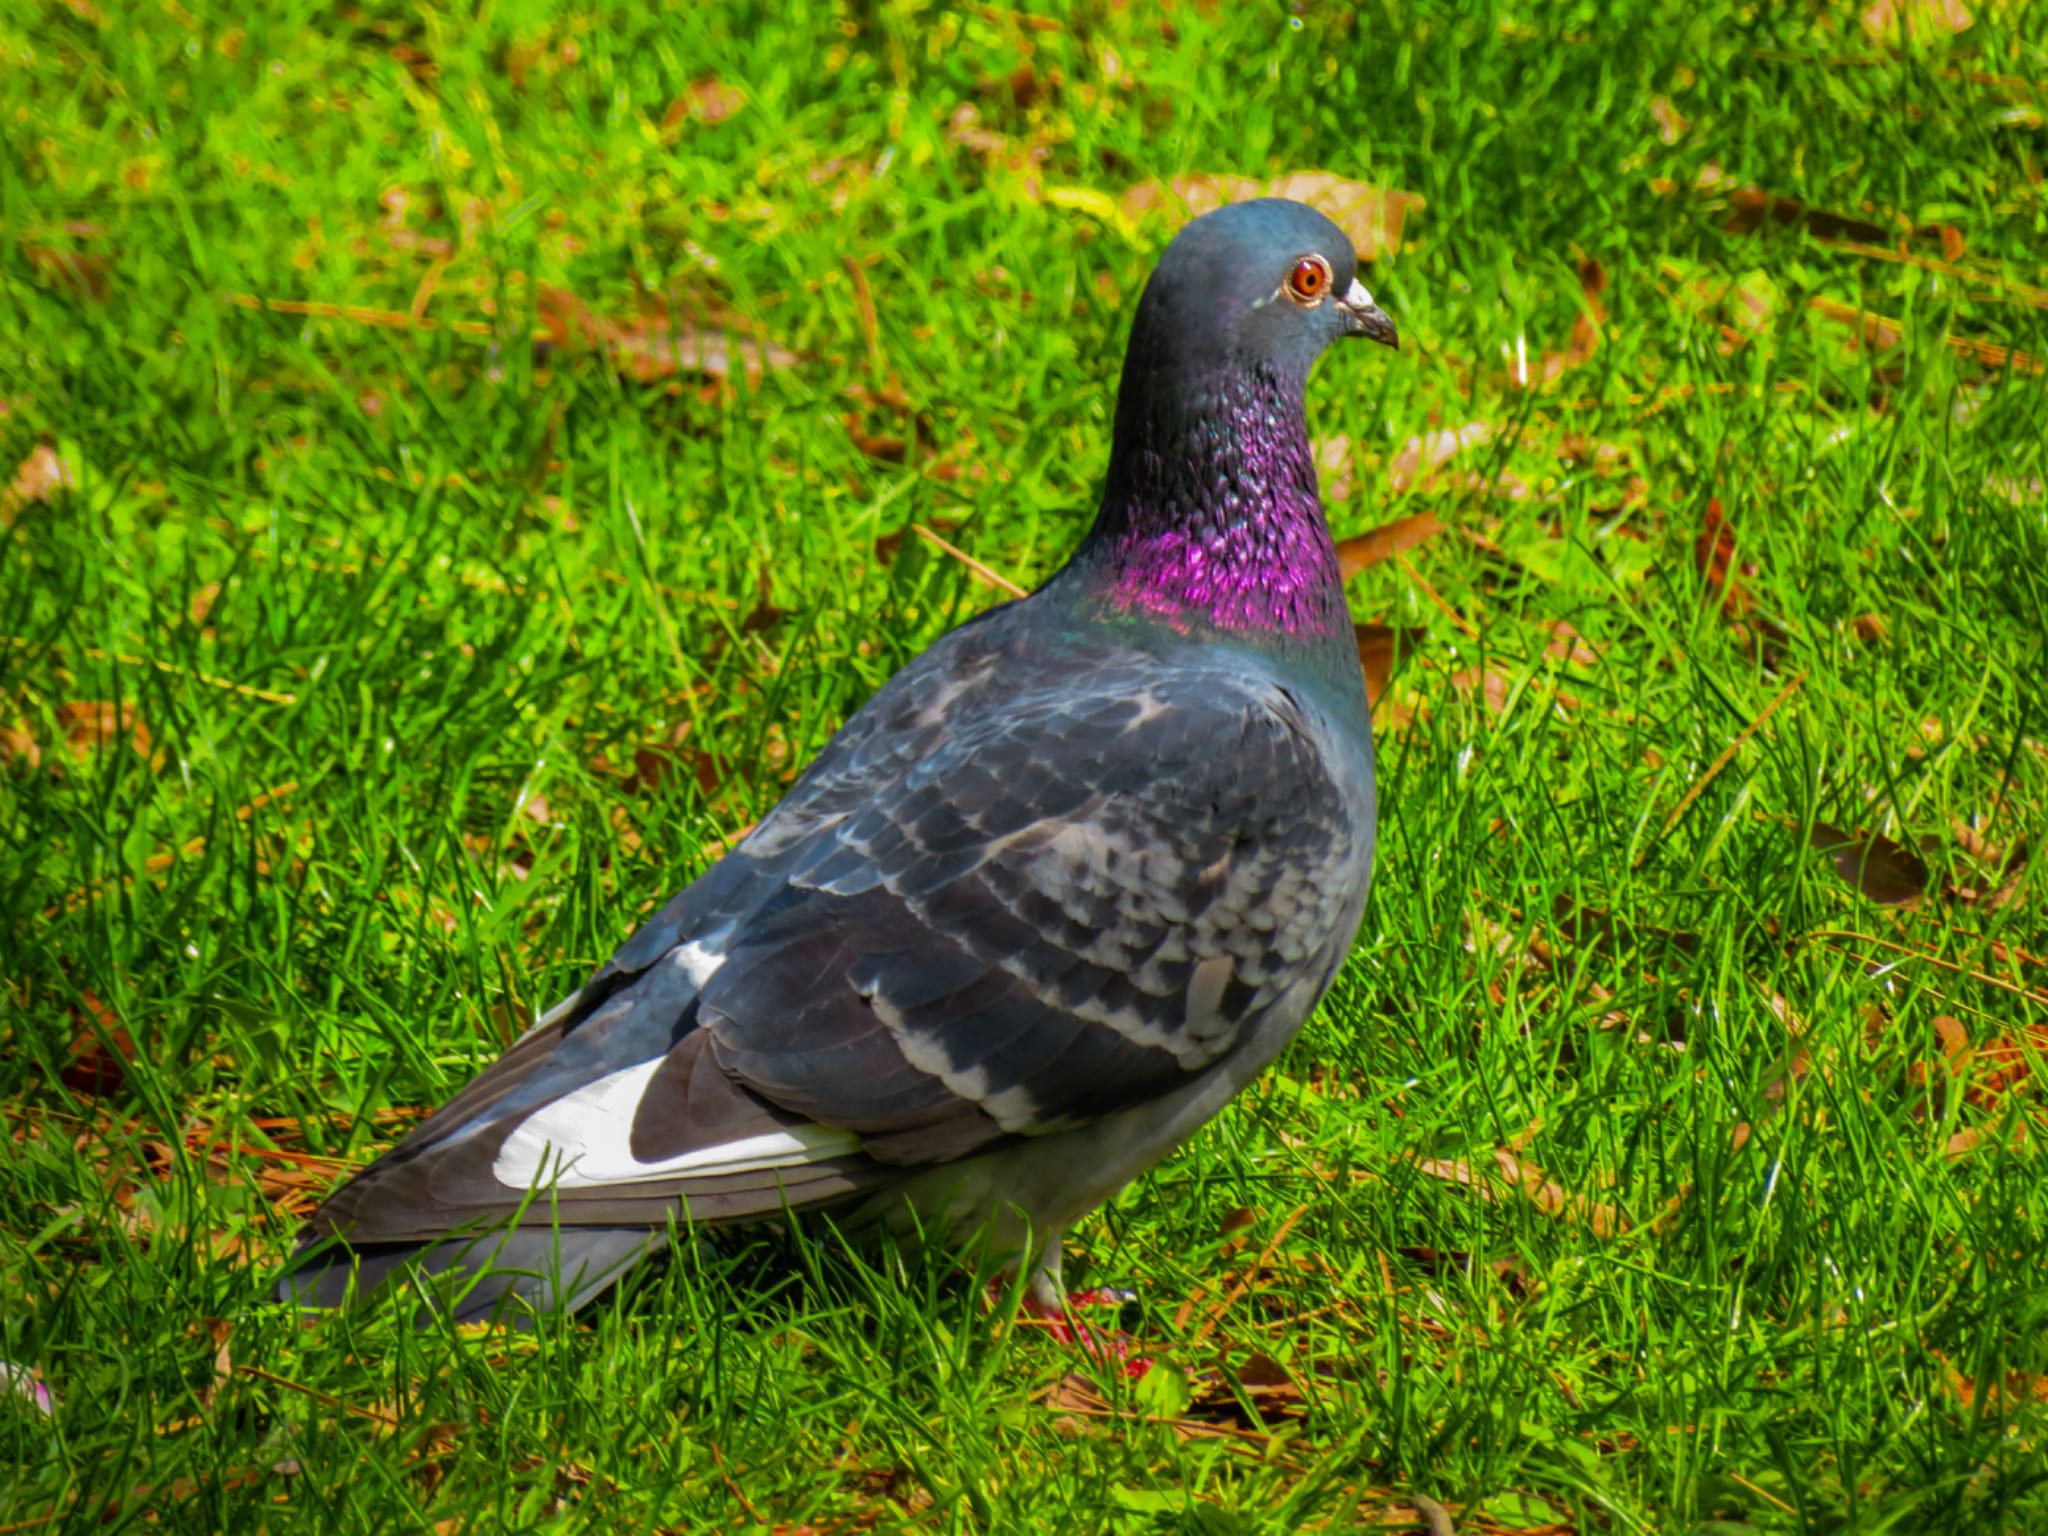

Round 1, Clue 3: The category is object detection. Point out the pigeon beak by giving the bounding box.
[1337,279,1398,348]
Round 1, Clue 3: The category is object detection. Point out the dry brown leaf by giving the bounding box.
[1355,624,1425,712]
[1650,95,1689,145]
[63,992,133,1100]
[1412,1148,1628,1238]
[1544,620,1599,666]
[662,78,744,134]
[1,719,39,769]
[1861,0,1973,42]
[1335,512,1444,579]
[1121,172,1424,262]
[1933,1349,2048,1416]
[1,443,71,523]
[58,700,151,759]
[1312,434,1357,503]
[1523,258,1607,388]
[535,286,799,388]
[1694,496,1752,616]
[1807,294,2040,373]
[1808,821,1931,906]
[1387,422,1495,495]
[1723,188,1912,247]
[26,242,110,301]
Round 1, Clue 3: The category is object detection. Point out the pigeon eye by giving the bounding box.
[1285,255,1332,304]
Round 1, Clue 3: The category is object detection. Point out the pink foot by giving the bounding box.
[1018,1288,1153,1379]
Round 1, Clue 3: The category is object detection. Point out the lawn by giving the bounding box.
[4,0,2047,1530]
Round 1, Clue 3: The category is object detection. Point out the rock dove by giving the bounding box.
[285,197,1398,1327]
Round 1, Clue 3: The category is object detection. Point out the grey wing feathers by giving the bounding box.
[296,623,1368,1269]
[698,657,1366,1162]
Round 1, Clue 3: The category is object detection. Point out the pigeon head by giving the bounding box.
[1075,198,1397,651]
[1124,198,1398,384]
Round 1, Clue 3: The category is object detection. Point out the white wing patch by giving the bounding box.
[674,934,728,987]
[492,1057,858,1191]
[510,932,727,1048]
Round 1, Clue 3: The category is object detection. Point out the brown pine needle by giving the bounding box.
[1394,552,1479,641]
[233,1364,402,1427]
[1195,1201,1311,1342]
[912,523,1027,599]
[224,291,494,337]
[0,635,296,706]
[1652,670,1807,852]
[1813,929,2048,1010]
[1335,510,1443,580]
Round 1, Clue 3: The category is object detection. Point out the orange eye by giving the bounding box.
[1286,255,1331,302]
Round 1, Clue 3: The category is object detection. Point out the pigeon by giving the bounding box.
[284,197,1398,1328]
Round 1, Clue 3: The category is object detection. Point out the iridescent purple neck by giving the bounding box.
[1071,362,1347,643]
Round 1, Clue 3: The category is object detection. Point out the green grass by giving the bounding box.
[4,0,2048,1530]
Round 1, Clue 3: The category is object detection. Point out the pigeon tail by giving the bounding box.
[279,1224,660,1327]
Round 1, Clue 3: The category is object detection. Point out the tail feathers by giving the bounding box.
[278,1225,660,1327]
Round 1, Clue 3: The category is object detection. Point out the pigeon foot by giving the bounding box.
[1011,1286,1153,1379]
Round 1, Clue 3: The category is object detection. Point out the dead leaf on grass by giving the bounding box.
[1652,171,1963,259]
[1121,171,1424,262]
[1933,1349,2048,1417]
[1518,257,1607,389]
[535,286,799,388]
[25,238,111,301]
[1808,821,1932,906]
[62,991,133,1099]
[1412,1147,1628,1238]
[1,443,71,523]
[1388,421,1495,495]
[1861,0,1974,42]
[1694,496,1750,614]
[57,701,152,760]
[1335,511,1444,578]
[1355,624,1426,713]
[1650,95,1690,145]
[661,78,745,135]
[1807,295,2041,374]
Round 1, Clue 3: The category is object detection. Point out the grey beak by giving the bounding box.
[1338,278,1399,348]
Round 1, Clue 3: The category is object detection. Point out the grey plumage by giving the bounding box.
[284,197,1395,1323]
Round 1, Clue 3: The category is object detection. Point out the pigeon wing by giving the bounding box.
[685,655,1370,1166]
[303,634,1369,1246]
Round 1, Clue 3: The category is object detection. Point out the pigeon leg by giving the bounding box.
[1060,1286,1139,1309]
[1014,1287,1152,1379]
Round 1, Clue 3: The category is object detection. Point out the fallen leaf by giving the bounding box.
[62,993,133,1099]
[1388,422,1496,494]
[662,77,744,134]
[1335,512,1443,578]
[1722,187,1912,247]
[2,716,38,769]
[535,286,799,388]
[25,241,110,301]
[1861,0,1973,42]
[1808,821,1931,905]
[1649,95,1689,145]
[1807,295,2040,373]
[1,443,71,523]
[1411,1147,1628,1238]
[1523,257,1607,387]
[57,701,151,760]
[1355,624,1426,712]
[1933,1349,2048,1416]
[1694,496,1752,615]
[1122,172,1424,262]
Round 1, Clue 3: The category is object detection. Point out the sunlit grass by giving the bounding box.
[3,1,2046,1531]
